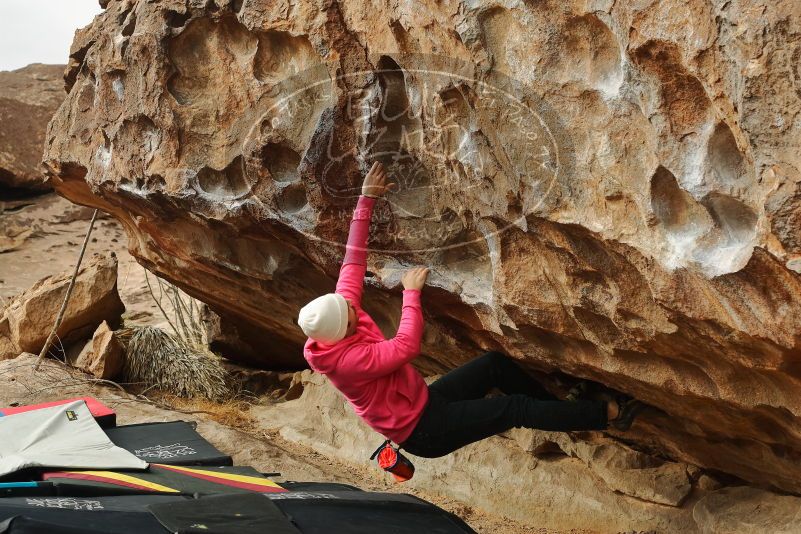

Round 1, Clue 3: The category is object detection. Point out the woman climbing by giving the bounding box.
[297,162,643,459]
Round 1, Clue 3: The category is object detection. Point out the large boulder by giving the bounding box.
[0,64,65,193]
[2,252,125,356]
[41,0,801,506]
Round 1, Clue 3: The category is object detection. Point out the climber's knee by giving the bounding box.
[482,350,508,366]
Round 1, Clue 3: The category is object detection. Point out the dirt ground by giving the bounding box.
[0,192,591,533]
[0,192,175,328]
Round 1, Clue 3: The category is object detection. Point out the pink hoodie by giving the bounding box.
[303,195,429,444]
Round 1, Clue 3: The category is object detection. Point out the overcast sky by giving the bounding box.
[0,0,103,71]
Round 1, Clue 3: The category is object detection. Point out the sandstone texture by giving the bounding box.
[0,64,65,192]
[43,0,801,511]
[693,486,801,534]
[1,252,125,358]
[74,320,125,379]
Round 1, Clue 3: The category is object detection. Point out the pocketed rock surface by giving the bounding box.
[42,0,801,512]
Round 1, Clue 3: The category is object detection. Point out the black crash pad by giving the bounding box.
[105,421,232,466]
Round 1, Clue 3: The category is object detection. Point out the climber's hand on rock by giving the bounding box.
[362,162,395,198]
[401,267,429,291]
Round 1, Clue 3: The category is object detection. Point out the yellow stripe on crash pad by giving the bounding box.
[152,464,284,489]
[57,470,180,493]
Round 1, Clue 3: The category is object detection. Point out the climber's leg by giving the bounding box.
[401,390,607,458]
[428,351,558,401]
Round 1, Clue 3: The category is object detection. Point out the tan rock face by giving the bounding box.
[0,315,16,360]
[693,486,801,534]
[0,64,65,192]
[75,320,125,379]
[3,252,125,355]
[518,430,693,507]
[42,0,801,499]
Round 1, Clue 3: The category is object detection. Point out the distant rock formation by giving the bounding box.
[41,0,801,522]
[0,64,65,193]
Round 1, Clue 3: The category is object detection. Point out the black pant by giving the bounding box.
[400,352,607,458]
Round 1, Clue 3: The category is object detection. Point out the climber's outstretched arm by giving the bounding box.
[335,162,394,306]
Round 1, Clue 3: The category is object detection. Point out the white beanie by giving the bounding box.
[297,293,349,344]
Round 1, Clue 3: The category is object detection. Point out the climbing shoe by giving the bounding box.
[609,395,645,431]
[565,381,589,401]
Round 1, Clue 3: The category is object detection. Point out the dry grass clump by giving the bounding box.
[109,270,233,401]
[118,325,230,401]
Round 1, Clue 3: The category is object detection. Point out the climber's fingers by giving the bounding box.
[366,161,385,183]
